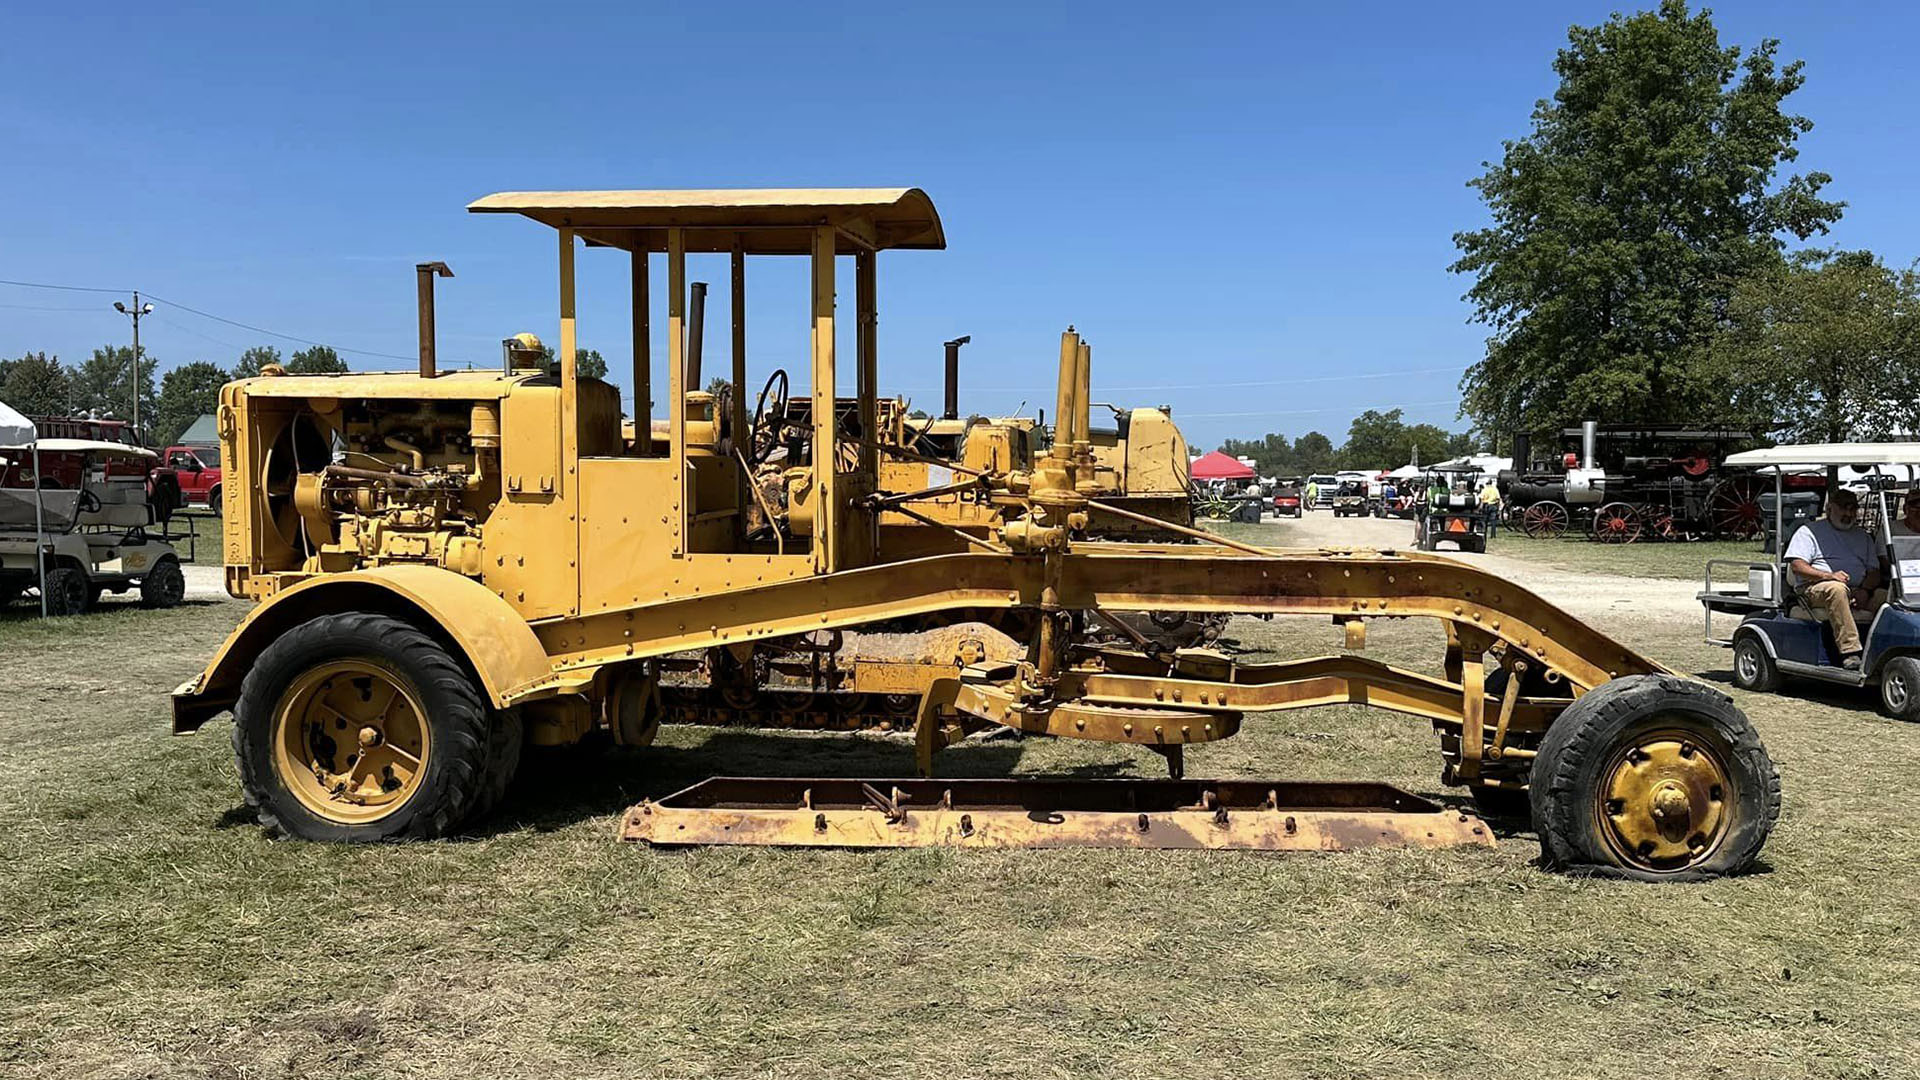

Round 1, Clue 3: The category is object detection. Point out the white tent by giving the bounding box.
[1382,463,1424,480]
[0,400,49,616]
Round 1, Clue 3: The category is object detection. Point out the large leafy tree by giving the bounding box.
[1219,433,1298,476]
[1,352,72,415]
[1712,250,1920,442]
[1292,431,1337,475]
[155,361,232,446]
[72,345,157,421]
[536,344,607,380]
[233,345,282,379]
[1452,1,1842,438]
[287,345,349,374]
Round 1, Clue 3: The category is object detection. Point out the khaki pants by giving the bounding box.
[1800,580,1884,655]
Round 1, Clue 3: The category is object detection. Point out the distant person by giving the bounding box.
[1477,479,1502,539]
[1893,491,1920,536]
[1305,479,1317,508]
[1382,480,1397,506]
[1785,488,1885,669]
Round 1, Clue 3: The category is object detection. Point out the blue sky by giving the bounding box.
[2,1,1914,449]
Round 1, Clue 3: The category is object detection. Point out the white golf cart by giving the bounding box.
[0,437,187,615]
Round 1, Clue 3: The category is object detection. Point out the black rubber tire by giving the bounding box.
[42,566,89,616]
[0,581,19,607]
[1530,674,1780,881]
[1469,785,1533,822]
[140,557,186,609]
[1877,655,1920,722]
[471,707,524,817]
[1731,632,1782,693]
[208,484,223,517]
[232,613,492,842]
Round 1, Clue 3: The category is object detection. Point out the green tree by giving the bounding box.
[1,352,72,416]
[1452,1,1842,438]
[1712,249,1920,442]
[536,344,607,379]
[1292,431,1337,475]
[234,345,282,379]
[287,346,349,374]
[1219,433,1297,476]
[155,361,231,446]
[71,345,156,421]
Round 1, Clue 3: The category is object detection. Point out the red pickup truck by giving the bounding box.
[160,445,223,513]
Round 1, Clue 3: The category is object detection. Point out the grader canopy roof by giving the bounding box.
[466,188,946,253]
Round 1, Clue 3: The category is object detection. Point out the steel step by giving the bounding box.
[619,777,1496,851]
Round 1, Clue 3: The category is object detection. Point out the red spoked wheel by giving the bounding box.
[1521,500,1570,539]
[1707,476,1764,540]
[1592,501,1644,544]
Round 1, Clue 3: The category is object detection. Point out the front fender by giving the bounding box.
[171,565,553,732]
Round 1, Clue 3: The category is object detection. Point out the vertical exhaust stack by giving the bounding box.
[1581,420,1599,470]
[942,335,970,420]
[1511,432,1532,473]
[415,262,454,378]
[687,281,708,388]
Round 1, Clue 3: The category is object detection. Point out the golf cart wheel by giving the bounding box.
[140,556,186,609]
[1591,502,1643,544]
[1531,674,1779,880]
[233,613,495,841]
[1878,655,1920,722]
[42,566,89,616]
[1731,632,1781,693]
[0,581,19,608]
[1520,501,1569,539]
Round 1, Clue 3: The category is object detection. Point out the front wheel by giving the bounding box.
[232,612,503,841]
[1731,633,1781,693]
[1530,674,1779,881]
[42,566,89,616]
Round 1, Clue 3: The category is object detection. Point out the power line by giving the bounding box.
[894,365,1465,395]
[2,275,417,363]
[0,302,107,312]
[0,277,130,294]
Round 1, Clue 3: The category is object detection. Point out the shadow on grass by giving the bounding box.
[488,730,1030,836]
[0,597,227,624]
[1694,664,1885,716]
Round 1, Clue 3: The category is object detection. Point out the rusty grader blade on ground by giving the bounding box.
[618,777,1495,852]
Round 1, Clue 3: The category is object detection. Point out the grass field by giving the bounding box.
[2,598,1917,1079]
[1486,533,1765,580]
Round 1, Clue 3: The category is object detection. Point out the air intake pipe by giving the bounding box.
[687,281,708,387]
[415,261,453,378]
[942,336,970,420]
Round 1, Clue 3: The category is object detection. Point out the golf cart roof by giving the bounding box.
[466,188,946,255]
[1724,443,1920,468]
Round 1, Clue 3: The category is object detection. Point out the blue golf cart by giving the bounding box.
[1699,444,1920,720]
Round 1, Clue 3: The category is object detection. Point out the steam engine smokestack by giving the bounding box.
[942,336,970,420]
[1581,420,1599,470]
[1511,432,1531,473]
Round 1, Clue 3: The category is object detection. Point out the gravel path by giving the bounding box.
[1273,508,1704,626]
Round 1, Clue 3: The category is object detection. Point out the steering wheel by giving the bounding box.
[749,368,791,464]
[78,488,102,514]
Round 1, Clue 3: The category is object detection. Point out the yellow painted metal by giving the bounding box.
[173,563,552,730]
[1597,731,1732,872]
[619,777,1496,851]
[271,657,430,824]
[811,224,837,573]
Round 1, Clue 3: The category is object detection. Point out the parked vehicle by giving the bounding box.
[1413,467,1489,553]
[0,439,186,614]
[1701,443,1920,719]
[162,445,224,513]
[1331,479,1368,517]
[1306,473,1336,510]
[1272,479,1303,517]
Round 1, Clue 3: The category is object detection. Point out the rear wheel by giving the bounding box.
[140,556,185,609]
[1731,633,1781,693]
[208,484,223,516]
[1877,655,1920,722]
[233,613,498,841]
[1530,674,1779,880]
[1591,502,1643,544]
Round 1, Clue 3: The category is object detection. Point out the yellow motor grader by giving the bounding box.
[173,188,1779,879]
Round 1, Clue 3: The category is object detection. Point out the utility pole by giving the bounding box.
[113,292,153,443]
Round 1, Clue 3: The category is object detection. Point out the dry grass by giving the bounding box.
[1483,533,1765,580]
[1,596,1916,1079]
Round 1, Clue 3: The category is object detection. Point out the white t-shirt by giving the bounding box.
[1785,519,1877,585]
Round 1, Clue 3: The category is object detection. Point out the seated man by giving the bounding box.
[1785,488,1886,669]
[1892,490,1920,536]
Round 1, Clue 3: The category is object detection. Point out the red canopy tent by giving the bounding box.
[1189,450,1256,481]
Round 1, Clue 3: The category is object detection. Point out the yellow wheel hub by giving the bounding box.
[271,659,431,824]
[1597,731,1731,872]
